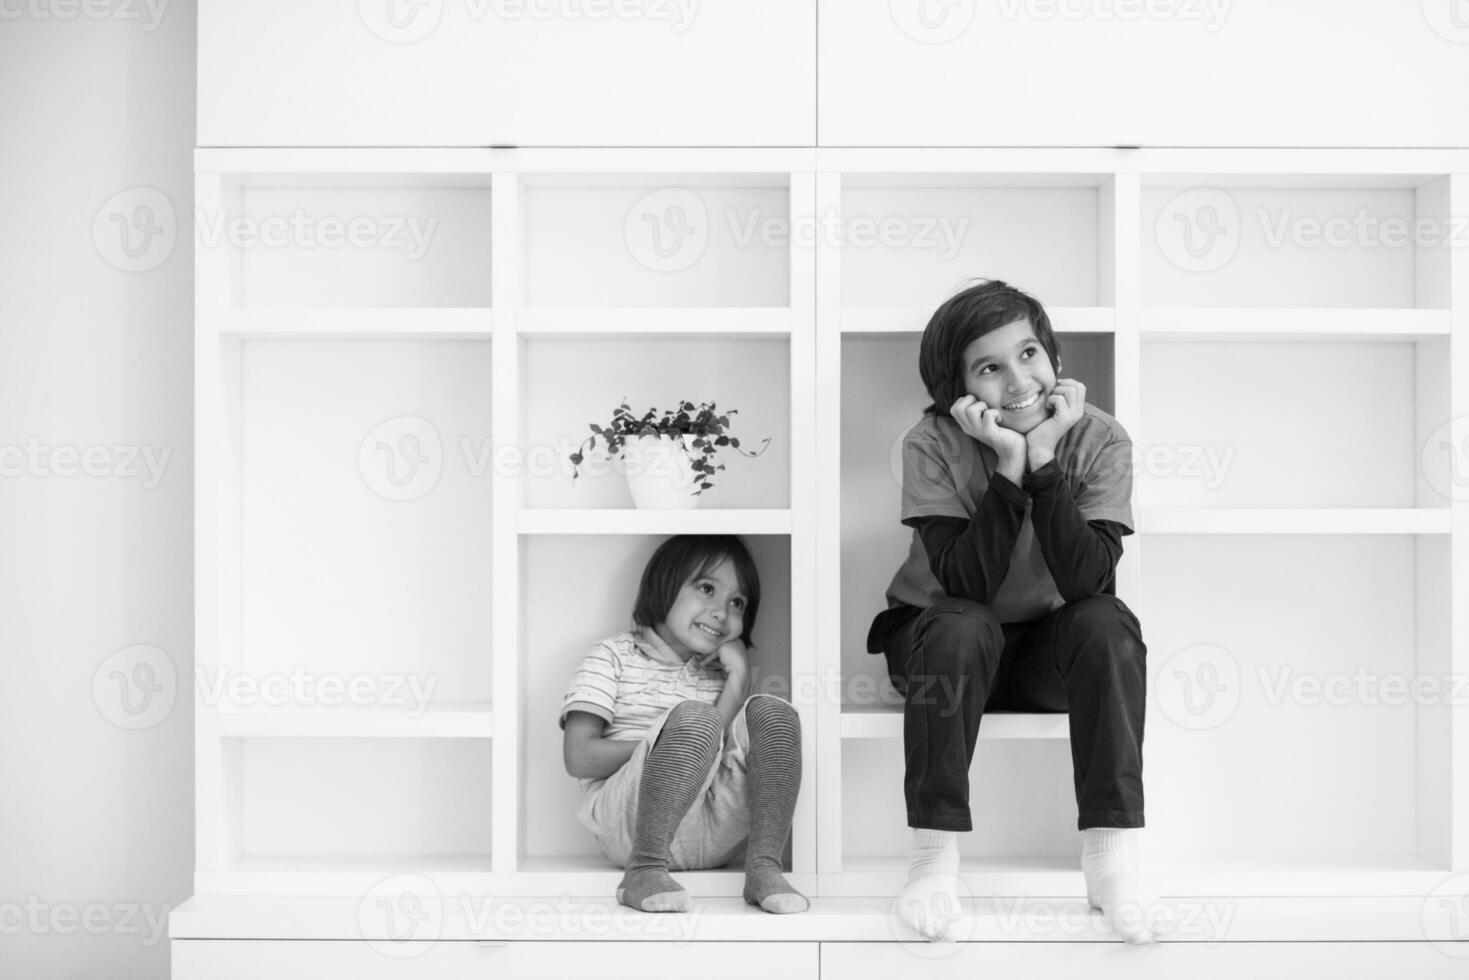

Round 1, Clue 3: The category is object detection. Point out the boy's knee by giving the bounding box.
[1066,597,1146,668]
[664,699,722,740]
[921,598,1004,664]
[745,694,800,735]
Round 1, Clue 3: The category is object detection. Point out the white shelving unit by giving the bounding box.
[186,147,1469,945]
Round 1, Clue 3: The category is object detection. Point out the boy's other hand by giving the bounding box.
[951,395,1027,461]
[700,638,749,679]
[1025,378,1087,464]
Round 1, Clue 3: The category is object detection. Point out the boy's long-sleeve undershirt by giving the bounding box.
[906,459,1126,605]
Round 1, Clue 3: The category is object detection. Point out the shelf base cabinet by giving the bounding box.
[173,939,1469,978]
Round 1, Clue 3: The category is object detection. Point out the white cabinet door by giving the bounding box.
[199,0,815,146]
[819,0,1469,147]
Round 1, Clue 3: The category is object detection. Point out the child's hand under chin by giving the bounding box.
[697,637,748,678]
[1025,378,1087,462]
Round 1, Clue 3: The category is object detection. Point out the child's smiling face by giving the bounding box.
[960,316,1059,435]
[654,558,747,661]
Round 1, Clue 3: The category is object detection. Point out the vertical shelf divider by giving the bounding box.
[789,168,819,876]
[194,169,228,883]
[1104,168,1144,617]
[491,164,521,875]
[1449,173,1469,871]
[812,169,844,874]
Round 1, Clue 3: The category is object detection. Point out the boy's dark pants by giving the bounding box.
[882,595,1146,832]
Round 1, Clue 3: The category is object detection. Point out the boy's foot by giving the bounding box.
[616,867,692,913]
[743,862,810,914]
[892,829,964,942]
[1081,827,1168,944]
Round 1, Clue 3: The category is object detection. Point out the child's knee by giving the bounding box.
[745,693,800,737]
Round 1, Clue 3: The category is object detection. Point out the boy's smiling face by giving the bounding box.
[653,558,747,662]
[960,316,1058,435]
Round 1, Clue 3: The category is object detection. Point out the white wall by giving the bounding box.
[0,4,195,979]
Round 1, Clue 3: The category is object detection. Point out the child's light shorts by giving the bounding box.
[576,693,792,871]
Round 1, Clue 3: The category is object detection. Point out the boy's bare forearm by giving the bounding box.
[566,734,641,780]
[714,669,749,732]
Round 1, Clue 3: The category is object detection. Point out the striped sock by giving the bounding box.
[616,700,722,913]
[741,697,808,914]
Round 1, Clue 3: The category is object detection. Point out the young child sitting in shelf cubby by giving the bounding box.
[865,279,1168,944]
[560,534,808,914]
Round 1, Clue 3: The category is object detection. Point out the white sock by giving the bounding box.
[893,829,963,942]
[1081,828,1167,944]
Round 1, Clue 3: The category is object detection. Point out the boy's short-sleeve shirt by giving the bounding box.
[559,627,726,790]
[884,405,1135,624]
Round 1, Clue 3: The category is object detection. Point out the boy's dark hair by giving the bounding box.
[919,279,1062,418]
[632,535,760,648]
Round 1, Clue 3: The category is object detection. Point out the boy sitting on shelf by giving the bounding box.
[866,279,1167,944]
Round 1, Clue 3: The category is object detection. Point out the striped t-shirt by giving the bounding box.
[560,627,727,786]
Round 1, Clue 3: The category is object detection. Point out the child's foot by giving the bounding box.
[743,861,810,914]
[1081,828,1168,944]
[616,867,692,913]
[892,829,964,942]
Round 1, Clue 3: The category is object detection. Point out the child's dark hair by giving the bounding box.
[632,535,761,648]
[919,279,1062,418]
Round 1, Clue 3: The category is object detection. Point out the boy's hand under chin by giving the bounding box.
[950,394,1028,460]
[1025,378,1087,468]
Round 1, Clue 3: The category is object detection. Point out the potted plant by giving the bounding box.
[569,400,771,509]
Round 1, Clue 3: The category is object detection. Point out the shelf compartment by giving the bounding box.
[841,306,1113,335]
[233,338,493,701]
[517,307,791,337]
[519,535,792,870]
[217,705,493,739]
[841,706,1069,740]
[1141,176,1452,309]
[1140,534,1442,870]
[214,176,494,309]
[519,336,790,511]
[1139,337,1448,510]
[1140,307,1449,342]
[840,175,1105,309]
[1138,508,1452,535]
[216,308,492,338]
[522,174,789,309]
[224,738,493,865]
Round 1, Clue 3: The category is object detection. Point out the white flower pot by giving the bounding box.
[618,434,703,509]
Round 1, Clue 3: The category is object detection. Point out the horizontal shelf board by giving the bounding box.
[197,148,498,177]
[215,308,493,338]
[1137,508,1452,535]
[516,509,793,535]
[841,707,1068,740]
[216,705,493,739]
[830,853,1448,899]
[1140,307,1450,341]
[842,306,1113,335]
[517,308,790,336]
[172,890,1459,942]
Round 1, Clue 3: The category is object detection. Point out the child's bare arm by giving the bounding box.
[563,709,640,779]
